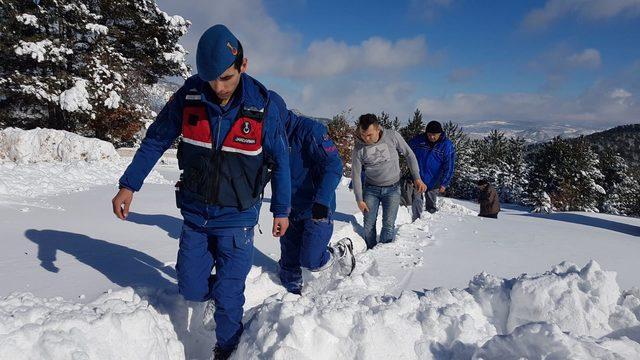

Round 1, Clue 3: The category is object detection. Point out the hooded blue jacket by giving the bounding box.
[284,114,342,221]
[119,73,291,228]
[408,133,456,190]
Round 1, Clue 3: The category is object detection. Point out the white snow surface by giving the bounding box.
[0,128,118,163]
[0,128,168,200]
[0,288,183,359]
[1,130,639,359]
[59,79,92,113]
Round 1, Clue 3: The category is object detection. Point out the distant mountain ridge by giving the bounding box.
[575,123,640,168]
[462,120,597,143]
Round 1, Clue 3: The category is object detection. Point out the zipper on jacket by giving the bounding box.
[210,115,222,204]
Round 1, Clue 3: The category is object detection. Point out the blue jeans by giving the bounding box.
[176,221,254,351]
[363,183,401,249]
[279,218,333,293]
[412,188,439,221]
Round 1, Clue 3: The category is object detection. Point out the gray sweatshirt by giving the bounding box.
[351,129,421,202]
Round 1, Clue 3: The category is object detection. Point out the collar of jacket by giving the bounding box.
[193,73,269,114]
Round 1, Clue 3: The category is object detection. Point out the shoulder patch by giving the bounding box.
[320,133,338,154]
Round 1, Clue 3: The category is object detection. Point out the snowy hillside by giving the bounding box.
[462,120,597,143]
[1,129,639,359]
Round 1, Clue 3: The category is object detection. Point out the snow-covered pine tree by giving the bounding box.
[598,150,640,216]
[501,136,527,203]
[0,0,189,146]
[470,130,527,203]
[399,109,424,141]
[378,111,392,129]
[327,111,354,176]
[527,137,604,212]
[392,116,401,131]
[442,121,476,199]
[473,130,505,194]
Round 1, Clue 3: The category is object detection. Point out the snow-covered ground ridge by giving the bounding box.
[1,128,639,359]
[0,128,169,204]
[3,200,639,359]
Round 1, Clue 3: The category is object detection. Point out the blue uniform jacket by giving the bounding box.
[119,73,291,228]
[284,114,343,221]
[408,133,456,190]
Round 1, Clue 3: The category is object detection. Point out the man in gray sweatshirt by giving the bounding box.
[351,114,426,249]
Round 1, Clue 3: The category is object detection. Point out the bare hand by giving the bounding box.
[414,179,427,193]
[439,186,446,194]
[112,187,134,220]
[272,217,289,237]
[358,201,370,213]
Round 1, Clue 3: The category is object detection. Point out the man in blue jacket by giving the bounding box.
[279,114,354,295]
[409,121,456,219]
[111,25,291,359]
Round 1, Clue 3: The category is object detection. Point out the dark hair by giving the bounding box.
[477,179,489,186]
[358,113,379,130]
[233,41,244,72]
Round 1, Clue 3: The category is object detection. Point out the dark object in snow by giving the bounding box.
[478,182,500,217]
[212,346,234,360]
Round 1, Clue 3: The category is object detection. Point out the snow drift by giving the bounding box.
[0,128,168,200]
[0,127,117,163]
[235,260,640,359]
[0,288,183,360]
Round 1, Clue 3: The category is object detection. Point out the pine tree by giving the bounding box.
[598,150,640,216]
[327,110,354,176]
[392,116,401,131]
[527,137,604,212]
[0,0,190,146]
[442,121,475,199]
[501,136,528,203]
[378,111,392,129]
[400,109,424,141]
[473,130,507,195]
[471,130,527,203]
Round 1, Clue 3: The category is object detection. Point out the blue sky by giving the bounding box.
[157,0,640,130]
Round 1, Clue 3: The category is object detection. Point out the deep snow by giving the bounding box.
[1,128,639,359]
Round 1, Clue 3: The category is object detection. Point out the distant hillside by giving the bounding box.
[525,123,640,170]
[463,120,596,144]
[574,124,640,168]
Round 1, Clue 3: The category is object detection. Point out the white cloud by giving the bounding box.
[568,48,601,68]
[155,0,638,131]
[156,0,427,79]
[415,78,638,128]
[609,88,633,105]
[523,0,640,31]
[284,36,427,78]
[282,79,417,120]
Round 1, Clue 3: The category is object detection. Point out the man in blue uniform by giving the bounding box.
[279,114,354,295]
[111,25,291,359]
[409,121,456,219]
